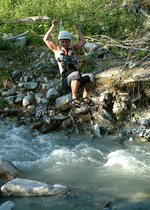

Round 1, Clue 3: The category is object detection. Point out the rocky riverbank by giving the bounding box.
[1,35,150,142]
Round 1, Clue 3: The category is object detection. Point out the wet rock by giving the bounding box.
[1,178,67,197]
[0,201,15,210]
[0,158,21,181]
[93,124,102,138]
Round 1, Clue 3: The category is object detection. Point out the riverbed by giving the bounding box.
[0,118,150,210]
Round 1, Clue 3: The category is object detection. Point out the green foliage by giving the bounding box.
[142,81,150,89]
[0,0,143,39]
[116,112,124,121]
[135,50,147,61]
[111,47,128,57]
[0,98,6,109]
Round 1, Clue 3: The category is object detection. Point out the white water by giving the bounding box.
[1,119,150,210]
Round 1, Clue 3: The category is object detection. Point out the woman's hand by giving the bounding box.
[52,20,59,27]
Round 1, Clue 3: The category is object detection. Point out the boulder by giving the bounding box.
[0,158,21,181]
[46,88,59,100]
[0,201,15,210]
[55,93,71,109]
[1,178,67,197]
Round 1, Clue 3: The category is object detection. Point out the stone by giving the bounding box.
[73,105,89,115]
[22,95,34,107]
[0,158,21,180]
[138,118,149,126]
[0,201,15,210]
[1,178,67,197]
[84,42,99,52]
[4,96,16,106]
[93,124,102,138]
[15,94,24,103]
[35,93,42,104]
[55,93,71,109]
[24,82,39,90]
[46,88,59,100]
[16,37,26,47]
[2,90,15,97]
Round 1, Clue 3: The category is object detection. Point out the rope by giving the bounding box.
[59,19,62,32]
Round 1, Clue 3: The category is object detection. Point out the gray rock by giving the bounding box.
[4,96,16,106]
[22,95,34,107]
[24,82,38,90]
[2,90,15,97]
[0,201,15,210]
[46,88,59,100]
[0,158,21,180]
[56,93,71,109]
[84,42,99,52]
[1,178,66,197]
[41,98,48,104]
[15,94,24,103]
[40,52,45,59]
[11,70,19,79]
[35,93,43,104]
[16,37,26,47]
[73,105,89,115]
[138,118,149,126]
[93,124,102,138]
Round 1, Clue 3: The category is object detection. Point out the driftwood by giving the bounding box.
[3,30,30,41]
[124,77,150,84]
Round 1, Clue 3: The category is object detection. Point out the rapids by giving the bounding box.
[0,119,150,210]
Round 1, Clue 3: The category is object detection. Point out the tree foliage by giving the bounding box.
[0,0,144,39]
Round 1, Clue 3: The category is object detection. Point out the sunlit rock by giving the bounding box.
[55,93,71,110]
[1,178,67,197]
[22,95,34,107]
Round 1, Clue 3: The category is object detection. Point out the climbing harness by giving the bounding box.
[56,47,78,75]
[59,19,62,32]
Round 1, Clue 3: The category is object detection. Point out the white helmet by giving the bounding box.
[58,31,71,40]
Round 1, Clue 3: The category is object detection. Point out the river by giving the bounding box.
[0,118,150,210]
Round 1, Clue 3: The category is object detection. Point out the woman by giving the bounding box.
[43,20,95,108]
